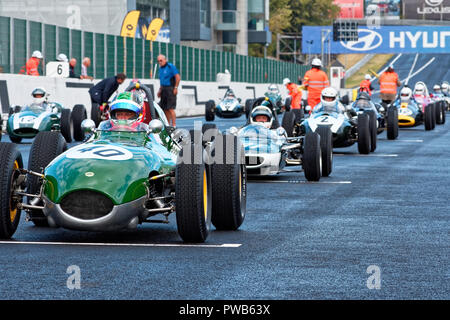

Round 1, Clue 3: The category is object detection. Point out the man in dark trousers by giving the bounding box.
[88,73,126,125]
[157,54,180,127]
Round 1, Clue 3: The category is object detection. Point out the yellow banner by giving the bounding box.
[146,18,164,41]
[120,10,140,38]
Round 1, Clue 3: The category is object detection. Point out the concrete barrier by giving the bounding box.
[0,73,285,119]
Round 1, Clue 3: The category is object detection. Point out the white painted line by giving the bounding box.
[334,153,398,157]
[0,241,242,248]
[370,54,403,83]
[404,53,419,86]
[402,57,435,82]
[395,139,423,143]
[251,180,352,184]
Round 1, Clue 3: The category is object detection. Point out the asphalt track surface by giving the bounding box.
[0,110,449,300]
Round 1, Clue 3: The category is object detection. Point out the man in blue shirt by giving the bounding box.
[157,54,180,126]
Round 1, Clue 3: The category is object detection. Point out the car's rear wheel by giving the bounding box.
[0,143,23,239]
[292,108,304,123]
[303,132,321,182]
[386,106,398,140]
[435,101,445,125]
[424,104,433,131]
[27,132,67,227]
[245,99,253,119]
[72,104,87,141]
[205,100,215,122]
[281,111,296,137]
[284,96,292,112]
[91,103,102,127]
[175,144,212,243]
[211,134,246,230]
[316,126,333,177]
[60,108,73,143]
[367,110,377,152]
[357,113,371,154]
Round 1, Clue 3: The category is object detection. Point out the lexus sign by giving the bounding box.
[404,0,450,20]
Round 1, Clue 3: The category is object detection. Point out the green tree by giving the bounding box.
[288,0,340,31]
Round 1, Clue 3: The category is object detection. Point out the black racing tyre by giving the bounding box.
[210,134,246,231]
[0,113,2,142]
[205,100,215,122]
[27,132,67,227]
[60,108,73,143]
[281,111,296,137]
[424,104,433,131]
[91,102,102,127]
[357,113,371,154]
[0,143,23,239]
[292,108,304,123]
[431,103,436,129]
[303,132,321,182]
[316,126,333,177]
[386,106,398,140]
[175,143,212,243]
[245,99,253,119]
[435,101,445,125]
[9,135,22,144]
[440,102,446,124]
[366,110,377,152]
[284,96,292,112]
[72,104,87,141]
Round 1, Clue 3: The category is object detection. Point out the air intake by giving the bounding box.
[60,191,114,220]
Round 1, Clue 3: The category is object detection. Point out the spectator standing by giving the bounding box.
[81,57,93,80]
[88,73,127,106]
[156,54,180,127]
[69,58,79,78]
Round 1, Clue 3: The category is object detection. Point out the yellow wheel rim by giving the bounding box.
[203,170,208,220]
[10,161,19,223]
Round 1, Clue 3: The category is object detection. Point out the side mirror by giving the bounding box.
[81,119,96,134]
[229,126,239,136]
[276,127,287,137]
[238,98,242,103]
[346,105,353,111]
[148,119,164,134]
[305,105,312,112]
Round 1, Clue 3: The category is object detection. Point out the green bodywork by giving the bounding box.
[264,92,283,114]
[43,127,178,206]
[7,102,63,139]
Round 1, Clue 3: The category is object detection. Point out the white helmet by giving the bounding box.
[283,78,291,86]
[320,87,338,110]
[400,87,412,102]
[414,82,425,95]
[57,53,68,62]
[31,87,47,104]
[312,58,322,67]
[365,74,371,80]
[250,105,273,129]
[441,82,449,94]
[433,84,441,93]
[32,50,43,59]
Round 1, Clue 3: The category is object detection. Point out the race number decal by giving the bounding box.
[45,62,70,78]
[65,145,133,161]
[319,116,334,124]
[19,116,36,124]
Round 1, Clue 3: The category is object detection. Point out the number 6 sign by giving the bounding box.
[46,61,70,78]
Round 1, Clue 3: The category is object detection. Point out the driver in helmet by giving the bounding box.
[441,82,449,96]
[31,87,48,105]
[413,83,427,97]
[431,84,443,97]
[313,87,346,114]
[268,84,279,94]
[399,87,413,103]
[225,89,236,99]
[249,101,274,129]
[99,92,145,131]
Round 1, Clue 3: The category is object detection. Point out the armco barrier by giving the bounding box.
[0,73,289,119]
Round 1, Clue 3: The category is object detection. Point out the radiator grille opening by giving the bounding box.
[60,191,114,220]
[246,156,263,166]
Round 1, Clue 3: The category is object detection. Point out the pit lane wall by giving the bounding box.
[0,74,285,118]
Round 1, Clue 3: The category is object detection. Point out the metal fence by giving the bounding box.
[0,16,308,83]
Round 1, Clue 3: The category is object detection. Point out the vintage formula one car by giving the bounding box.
[228,97,329,181]
[394,85,436,131]
[0,89,246,243]
[298,88,377,155]
[205,89,245,121]
[6,88,86,143]
[263,84,291,115]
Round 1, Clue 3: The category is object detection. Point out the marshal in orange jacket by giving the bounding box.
[303,68,329,109]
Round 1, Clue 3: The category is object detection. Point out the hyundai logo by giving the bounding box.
[340,29,382,52]
[425,0,443,6]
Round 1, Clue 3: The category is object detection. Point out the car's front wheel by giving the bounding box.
[175,143,212,243]
[0,143,23,239]
[316,126,333,177]
[211,134,246,231]
[386,105,398,140]
[303,132,321,182]
[205,100,215,122]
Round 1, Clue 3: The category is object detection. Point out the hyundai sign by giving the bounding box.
[302,26,450,54]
